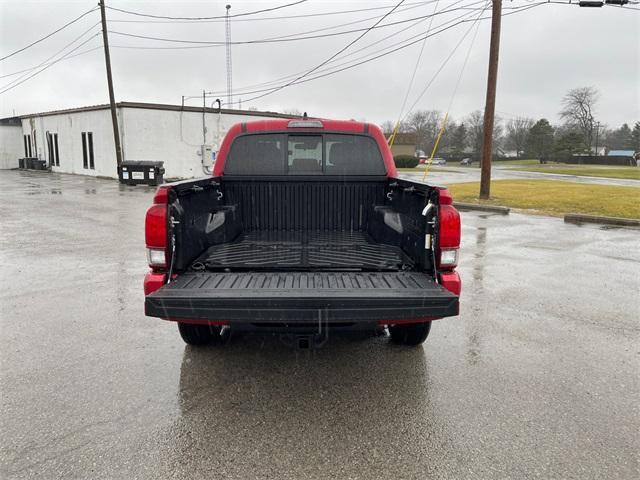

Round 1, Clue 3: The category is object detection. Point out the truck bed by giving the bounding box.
[192,231,412,271]
[145,271,458,323]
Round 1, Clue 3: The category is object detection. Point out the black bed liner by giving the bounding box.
[145,271,458,323]
[192,231,412,271]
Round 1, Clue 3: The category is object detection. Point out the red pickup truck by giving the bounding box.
[144,118,461,347]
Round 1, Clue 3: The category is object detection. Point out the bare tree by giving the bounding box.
[406,110,443,153]
[466,110,485,157]
[381,119,412,134]
[505,117,534,158]
[466,110,503,157]
[282,108,302,116]
[559,86,599,151]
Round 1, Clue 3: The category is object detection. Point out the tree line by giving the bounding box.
[381,87,640,161]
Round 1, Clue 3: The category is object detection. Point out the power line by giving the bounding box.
[394,0,444,128]
[220,8,487,103]
[0,34,100,95]
[402,2,490,122]
[0,46,101,79]
[180,0,486,98]
[196,1,539,104]
[233,0,408,106]
[107,0,546,53]
[446,7,484,113]
[107,0,477,51]
[225,1,434,42]
[267,2,545,104]
[1,22,100,89]
[181,5,493,103]
[106,1,431,24]
[0,7,98,62]
[106,3,499,47]
[105,0,308,21]
[224,1,482,94]
[182,4,483,102]
[178,6,471,102]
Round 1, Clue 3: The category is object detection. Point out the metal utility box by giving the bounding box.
[118,161,165,186]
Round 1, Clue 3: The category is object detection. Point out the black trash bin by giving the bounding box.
[18,158,26,169]
[118,161,165,186]
[31,159,46,170]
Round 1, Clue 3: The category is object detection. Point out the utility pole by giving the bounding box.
[479,0,502,200]
[99,0,122,166]
[594,121,600,156]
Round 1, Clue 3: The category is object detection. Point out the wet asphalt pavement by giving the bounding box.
[1,170,639,479]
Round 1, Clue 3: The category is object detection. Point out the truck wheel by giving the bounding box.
[177,323,221,346]
[389,322,431,346]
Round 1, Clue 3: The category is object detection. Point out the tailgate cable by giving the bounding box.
[167,217,179,283]
[422,200,439,283]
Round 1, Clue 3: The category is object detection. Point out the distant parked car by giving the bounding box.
[418,157,446,165]
[460,158,472,166]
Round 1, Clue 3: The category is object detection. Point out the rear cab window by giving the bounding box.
[224,133,385,176]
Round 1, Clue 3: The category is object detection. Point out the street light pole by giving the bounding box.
[479,0,502,200]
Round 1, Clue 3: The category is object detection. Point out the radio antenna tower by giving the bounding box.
[225,4,233,107]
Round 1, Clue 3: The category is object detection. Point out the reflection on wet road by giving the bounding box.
[1,171,638,479]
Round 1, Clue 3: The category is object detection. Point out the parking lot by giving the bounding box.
[1,170,638,479]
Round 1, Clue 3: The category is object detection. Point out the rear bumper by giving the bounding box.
[144,271,459,325]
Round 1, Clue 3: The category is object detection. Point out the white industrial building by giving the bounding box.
[0,102,294,179]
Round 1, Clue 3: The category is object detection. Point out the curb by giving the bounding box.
[564,214,640,227]
[453,202,510,215]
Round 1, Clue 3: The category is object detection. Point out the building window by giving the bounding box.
[47,133,52,164]
[23,135,30,157]
[88,132,94,169]
[47,133,60,167]
[82,132,94,170]
[81,133,87,168]
[54,134,60,167]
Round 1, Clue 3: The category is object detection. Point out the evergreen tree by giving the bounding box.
[525,119,554,162]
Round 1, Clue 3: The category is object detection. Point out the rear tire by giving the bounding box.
[177,323,221,346]
[389,322,431,346]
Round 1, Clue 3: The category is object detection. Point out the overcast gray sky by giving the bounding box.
[1,0,638,128]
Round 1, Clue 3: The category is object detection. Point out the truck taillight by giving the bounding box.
[437,189,460,270]
[145,186,170,270]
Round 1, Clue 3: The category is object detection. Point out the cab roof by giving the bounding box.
[234,118,374,134]
[212,118,397,177]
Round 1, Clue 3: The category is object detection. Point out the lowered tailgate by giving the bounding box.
[145,271,458,323]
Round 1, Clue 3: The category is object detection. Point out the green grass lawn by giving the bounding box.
[512,164,640,180]
[448,180,640,219]
[494,159,545,166]
[396,166,462,173]
[396,166,426,171]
